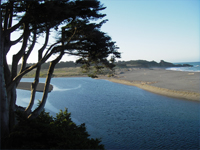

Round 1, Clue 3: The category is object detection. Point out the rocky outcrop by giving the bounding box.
[159,60,192,68]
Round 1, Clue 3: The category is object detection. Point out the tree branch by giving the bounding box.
[43,41,61,58]
[8,23,30,129]
[28,27,77,119]
[3,4,9,31]
[7,47,56,92]
[19,30,37,74]
[11,23,29,80]
[9,32,24,46]
[64,51,88,56]
[25,28,50,116]
[6,18,24,34]
[8,1,13,29]
[28,50,64,119]
[38,27,50,56]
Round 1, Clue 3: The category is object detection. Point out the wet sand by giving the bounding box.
[17,82,53,92]
[100,68,200,101]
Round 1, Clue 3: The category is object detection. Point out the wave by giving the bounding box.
[167,62,200,72]
[166,67,200,72]
[52,84,82,92]
[166,62,200,72]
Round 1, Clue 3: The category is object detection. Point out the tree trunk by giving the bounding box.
[9,86,16,131]
[25,28,49,116]
[28,50,64,120]
[0,45,9,138]
[0,0,9,138]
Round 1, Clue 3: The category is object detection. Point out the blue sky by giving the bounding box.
[7,0,199,63]
[99,0,199,62]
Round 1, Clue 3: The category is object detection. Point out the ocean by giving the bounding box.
[16,77,199,149]
[166,62,200,72]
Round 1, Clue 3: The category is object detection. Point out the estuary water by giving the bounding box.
[16,77,199,149]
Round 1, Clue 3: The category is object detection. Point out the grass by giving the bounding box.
[53,67,87,77]
[21,66,117,78]
[22,67,87,78]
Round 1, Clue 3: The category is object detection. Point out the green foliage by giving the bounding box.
[107,73,114,77]
[2,108,104,149]
[115,60,192,68]
[63,19,121,75]
[88,74,98,78]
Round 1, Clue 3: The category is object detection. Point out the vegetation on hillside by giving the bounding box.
[16,60,193,78]
[115,60,193,68]
[14,59,193,78]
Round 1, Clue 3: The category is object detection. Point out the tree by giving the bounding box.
[0,0,120,137]
[1,0,10,140]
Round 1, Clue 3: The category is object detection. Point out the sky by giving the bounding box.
[7,0,200,64]
[100,0,199,63]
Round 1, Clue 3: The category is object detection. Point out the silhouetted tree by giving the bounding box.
[0,0,120,138]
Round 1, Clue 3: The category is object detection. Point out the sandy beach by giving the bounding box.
[17,68,200,101]
[17,82,53,92]
[99,68,200,101]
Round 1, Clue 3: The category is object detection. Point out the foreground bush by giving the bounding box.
[2,108,104,149]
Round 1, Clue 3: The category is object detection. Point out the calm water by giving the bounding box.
[17,77,200,149]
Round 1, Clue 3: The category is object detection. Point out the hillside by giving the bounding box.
[115,60,192,68]
[8,60,192,78]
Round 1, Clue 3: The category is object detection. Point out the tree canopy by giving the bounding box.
[0,0,120,139]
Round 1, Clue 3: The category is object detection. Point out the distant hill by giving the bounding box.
[10,60,192,71]
[115,60,193,68]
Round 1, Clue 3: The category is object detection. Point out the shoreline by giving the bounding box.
[17,68,200,101]
[100,77,200,101]
[98,68,200,101]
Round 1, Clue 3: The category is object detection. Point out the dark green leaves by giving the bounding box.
[2,108,104,149]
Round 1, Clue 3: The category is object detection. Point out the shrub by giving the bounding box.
[2,108,104,149]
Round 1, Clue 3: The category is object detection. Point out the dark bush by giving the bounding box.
[2,108,104,149]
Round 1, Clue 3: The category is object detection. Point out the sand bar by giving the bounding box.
[17,68,200,101]
[100,68,200,101]
[17,82,53,92]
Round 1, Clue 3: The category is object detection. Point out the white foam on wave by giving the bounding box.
[52,84,82,92]
[166,67,200,72]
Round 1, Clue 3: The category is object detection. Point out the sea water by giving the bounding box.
[16,77,199,149]
[166,62,200,72]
